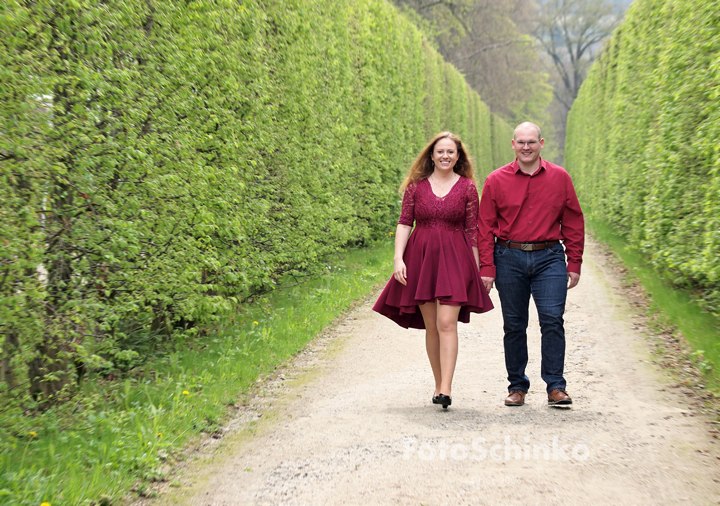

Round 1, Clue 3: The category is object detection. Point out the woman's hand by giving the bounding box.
[392,225,412,286]
[393,258,407,286]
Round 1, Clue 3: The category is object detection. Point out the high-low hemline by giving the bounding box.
[372,177,493,330]
[372,228,493,330]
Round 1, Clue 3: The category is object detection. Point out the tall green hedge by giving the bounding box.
[565,0,720,311]
[0,0,515,399]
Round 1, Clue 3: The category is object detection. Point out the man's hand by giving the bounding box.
[567,272,580,290]
[481,276,494,293]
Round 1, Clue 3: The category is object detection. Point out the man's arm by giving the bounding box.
[561,172,584,289]
[477,176,497,286]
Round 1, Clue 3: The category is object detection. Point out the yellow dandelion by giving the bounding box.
[41,502,51,506]
[182,390,189,395]
[29,431,37,437]
[157,432,163,438]
[389,232,394,236]
[253,321,258,325]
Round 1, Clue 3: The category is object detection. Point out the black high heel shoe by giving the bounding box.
[437,393,452,409]
[432,395,440,404]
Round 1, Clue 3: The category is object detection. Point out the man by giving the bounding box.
[478,122,584,407]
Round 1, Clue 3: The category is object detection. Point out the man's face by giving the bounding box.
[512,127,544,166]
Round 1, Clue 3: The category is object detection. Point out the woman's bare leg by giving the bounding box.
[419,301,441,396]
[419,301,461,397]
[436,303,461,397]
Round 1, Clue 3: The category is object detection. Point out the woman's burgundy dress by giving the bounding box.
[372,177,493,329]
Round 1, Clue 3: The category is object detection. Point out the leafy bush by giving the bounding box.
[0,0,515,401]
[565,0,720,312]
[0,242,395,505]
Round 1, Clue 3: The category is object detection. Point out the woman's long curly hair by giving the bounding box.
[399,131,476,194]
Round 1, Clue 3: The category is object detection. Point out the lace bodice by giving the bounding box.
[398,177,479,246]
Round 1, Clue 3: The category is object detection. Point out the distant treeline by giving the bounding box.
[0,0,515,400]
[565,0,720,312]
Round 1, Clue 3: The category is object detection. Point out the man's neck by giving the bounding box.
[517,158,541,175]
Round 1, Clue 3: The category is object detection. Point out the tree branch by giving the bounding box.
[456,39,530,60]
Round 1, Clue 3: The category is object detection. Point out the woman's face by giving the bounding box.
[431,138,459,172]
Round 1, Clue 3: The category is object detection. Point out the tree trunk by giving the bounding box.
[28,337,70,402]
[1,332,19,391]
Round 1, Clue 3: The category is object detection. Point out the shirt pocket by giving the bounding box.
[542,189,565,214]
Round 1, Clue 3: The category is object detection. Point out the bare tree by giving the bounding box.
[393,0,553,125]
[533,0,623,157]
[392,0,626,161]
[394,0,475,42]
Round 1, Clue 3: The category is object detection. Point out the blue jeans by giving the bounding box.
[494,242,568,393]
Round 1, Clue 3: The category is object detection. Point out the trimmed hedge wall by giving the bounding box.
[565,0,720,312]
[0,0,514,397]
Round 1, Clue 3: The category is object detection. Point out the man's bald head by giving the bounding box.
[513,122,542,140]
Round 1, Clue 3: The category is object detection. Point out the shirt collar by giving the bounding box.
[510,156,546,177]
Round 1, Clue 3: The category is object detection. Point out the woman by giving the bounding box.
[372,132,493,409]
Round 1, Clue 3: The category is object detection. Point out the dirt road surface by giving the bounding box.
[153,237,720,505]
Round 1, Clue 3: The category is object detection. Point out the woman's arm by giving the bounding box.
[393,224,412,286]
[464,180,480,272]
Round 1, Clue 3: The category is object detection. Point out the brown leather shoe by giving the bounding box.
[548,389,572,406]
[504,389,526,406]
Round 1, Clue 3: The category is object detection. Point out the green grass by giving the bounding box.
[588,218,720,392]
[0,240,394,506]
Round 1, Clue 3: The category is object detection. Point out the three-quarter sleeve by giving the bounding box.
[464,179,479,247]
[398,182,416,226]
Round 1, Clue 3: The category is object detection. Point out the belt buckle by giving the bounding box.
[520,243,533,251]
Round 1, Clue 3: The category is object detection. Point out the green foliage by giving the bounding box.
[1,0,514,501]
[565,0,720,312]
[0,241,394,505]
[1,0,514,405]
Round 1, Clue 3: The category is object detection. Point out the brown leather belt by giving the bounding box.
[496,239,561,251]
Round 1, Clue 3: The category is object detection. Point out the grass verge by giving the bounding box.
[0,241,393,506]
[588,218,720,393]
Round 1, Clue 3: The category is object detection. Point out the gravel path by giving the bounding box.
[154,237,720,505]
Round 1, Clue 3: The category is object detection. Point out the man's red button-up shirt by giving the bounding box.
[478,157,585,278]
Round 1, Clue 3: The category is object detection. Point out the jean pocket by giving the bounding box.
[549,244,565,256]
[494,244,509,257]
